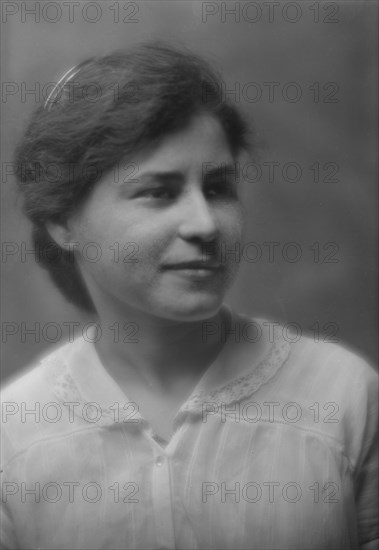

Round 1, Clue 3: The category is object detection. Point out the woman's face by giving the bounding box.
[65,114,244,322]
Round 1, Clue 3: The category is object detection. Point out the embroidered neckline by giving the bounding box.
[178,325,290,416]
[41,319,291,426]
[42,351,145,427]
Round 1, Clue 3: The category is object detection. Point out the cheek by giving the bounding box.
[71,213,135,259]
[217,208,243,278]
[75,226,167,285]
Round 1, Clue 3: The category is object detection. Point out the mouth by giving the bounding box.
[162,262,222,270]
[161,262,224,279]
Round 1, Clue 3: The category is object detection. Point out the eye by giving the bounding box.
[138,187,174,200]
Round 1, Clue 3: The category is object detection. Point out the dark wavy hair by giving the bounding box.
[14,41,249,314]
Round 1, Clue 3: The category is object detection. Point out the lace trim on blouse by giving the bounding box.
[41,353,145,427]
[178,326,290,417]
[41,324,291,426]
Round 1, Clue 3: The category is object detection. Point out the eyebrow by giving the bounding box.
[137,171,185,184]
[121,164,238,188]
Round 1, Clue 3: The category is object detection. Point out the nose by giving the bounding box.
[178,188,219,242]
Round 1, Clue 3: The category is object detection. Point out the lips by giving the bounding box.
[162,261,222,270]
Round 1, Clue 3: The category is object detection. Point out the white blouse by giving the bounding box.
[1,309,378,549]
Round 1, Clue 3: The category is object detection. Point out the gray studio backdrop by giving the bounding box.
[1,0,378,382]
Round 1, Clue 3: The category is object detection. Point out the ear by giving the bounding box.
[45,221,76,251]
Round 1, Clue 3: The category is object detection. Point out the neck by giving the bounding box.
[91,303,231,393]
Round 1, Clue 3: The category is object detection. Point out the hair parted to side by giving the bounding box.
[14,41,250,314]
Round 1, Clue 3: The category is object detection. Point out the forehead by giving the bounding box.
[133,114,234,174]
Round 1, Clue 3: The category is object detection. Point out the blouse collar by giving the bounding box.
[42,306,291,428]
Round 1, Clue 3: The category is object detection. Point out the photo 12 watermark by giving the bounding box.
[201,480,340,504]
[2,480,139,504]
[1,400,141,424]
[1,160,340,185]
[201,2,341,24]
[202,319,340,344]
[1,1,140,24]
[201,241,340,265]
[1,321,140,344]
[1,240,341,266]
[202,80,340,105]
[201,400,340,424]
[201,161,340,184]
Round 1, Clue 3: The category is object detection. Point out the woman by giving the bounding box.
[1,42,377,550]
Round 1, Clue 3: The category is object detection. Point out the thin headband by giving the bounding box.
[44,65,81,111]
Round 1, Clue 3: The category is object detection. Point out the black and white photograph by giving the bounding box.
[1,1,378,549]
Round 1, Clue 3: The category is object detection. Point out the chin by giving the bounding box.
[161,297,224,322]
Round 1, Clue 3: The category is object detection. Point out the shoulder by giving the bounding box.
[1,338,76,404]
[284,326,378,404]
[231,312,377,463]
[257,316,378,469]
[232,311,377,392]
[1,338,85,462]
